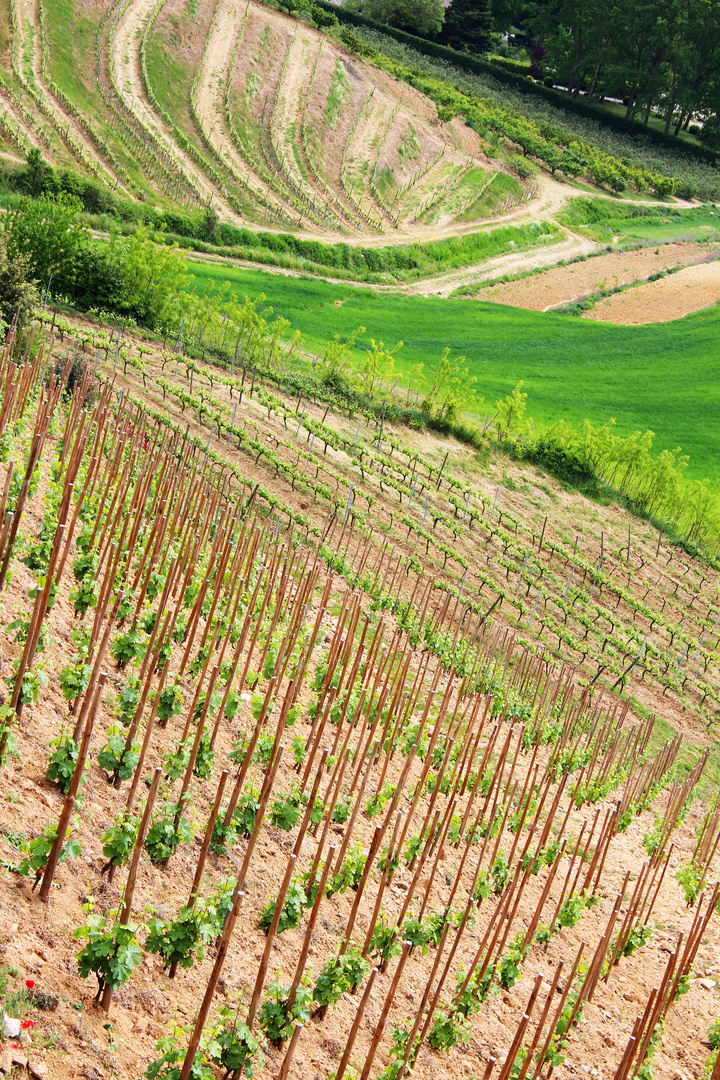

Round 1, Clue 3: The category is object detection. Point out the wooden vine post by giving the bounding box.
[100,767,162,1013]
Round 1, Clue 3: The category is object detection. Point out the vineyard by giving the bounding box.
[0,0,536,237]
[0,310,720,1080]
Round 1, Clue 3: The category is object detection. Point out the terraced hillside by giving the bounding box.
[0,0,525,235]
[3,313,720,1080]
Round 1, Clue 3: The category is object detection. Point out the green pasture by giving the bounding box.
[183,257,720,479]
[558,198,720,244]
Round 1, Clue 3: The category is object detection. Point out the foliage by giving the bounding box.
[3,191,88,292]
[145,900,215,970]
[208,1016,265,1079]
[101,814,139,871]
[270,789,306,831]
[0,233,38,329]
[111,627,146,669]
[233,790,261,838]
[97,726,140,781]
[327,844,367,895]
[258,980,312,1043]
[312,948,369,1013]
[15,821,81,878]
[676,863,701,906]
[145,1027,215,1080]
[58,659,91,703]
[368,916,401,969]
[45,732,79,793]
[258,879,306,935]
[343,0,445,36]
[498,931,530,989]
[428,1011,470,1050]
[156,683,183,725]
[74,905,142,997]
[144,805,192,864]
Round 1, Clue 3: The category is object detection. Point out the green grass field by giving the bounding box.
[557,198,720,244]
[185,257,720,479]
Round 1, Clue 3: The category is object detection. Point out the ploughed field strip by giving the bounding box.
[472,243,720,314]
[2,314,720,1079]
[582,260,720,325]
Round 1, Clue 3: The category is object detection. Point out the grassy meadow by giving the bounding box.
[184,257,720,479]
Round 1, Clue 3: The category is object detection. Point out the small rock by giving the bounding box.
[1,1014,21,1038]
[699,978,716,990]
[29,1061,49,1080]
[11,1053,28,1070]
[0,1051,12,1074]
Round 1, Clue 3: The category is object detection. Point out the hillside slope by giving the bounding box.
[1,315,720,1080]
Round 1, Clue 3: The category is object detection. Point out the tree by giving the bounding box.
[3,191,88,295]
[108,225,187,329]
[343,0,444,37]
[21,148,53,197]
[355,338,403,397]
[442,0,494,52]
[422,347,478,422]
[0,235,38,330]
[494,381,529,440]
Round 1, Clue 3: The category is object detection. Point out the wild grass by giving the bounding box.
[182,255,720,480]
[558,198,720,244]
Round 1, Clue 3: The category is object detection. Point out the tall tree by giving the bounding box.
[442,0,494,52]
[342,0,445,36]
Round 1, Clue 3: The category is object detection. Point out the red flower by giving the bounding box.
[21,1019,37,1030]
[25,979,35,989]
[9,1043,18,1050]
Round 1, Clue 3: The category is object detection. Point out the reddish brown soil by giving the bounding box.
[2,317,719,1080]
[474,243,720,312]
[584,260,720,324]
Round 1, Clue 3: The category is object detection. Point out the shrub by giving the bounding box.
[259,880,306,935]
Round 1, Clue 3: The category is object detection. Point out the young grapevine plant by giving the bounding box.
[74,905,142,1002]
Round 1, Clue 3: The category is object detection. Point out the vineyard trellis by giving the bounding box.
[0,313,717,1080]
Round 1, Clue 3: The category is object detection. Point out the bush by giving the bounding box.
[0,234,38,329]
[259,880,306,935]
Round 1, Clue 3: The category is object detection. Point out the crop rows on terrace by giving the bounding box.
[1,316,720,1080]
[0,0,514,235]
[53,307,720,732]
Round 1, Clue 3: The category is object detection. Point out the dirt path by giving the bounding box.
[404,229,596,297]
[472,241,720,311]
[583,258,720,323]
[111,0,243,221]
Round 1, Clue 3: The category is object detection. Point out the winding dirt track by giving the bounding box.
[192,0,287,218]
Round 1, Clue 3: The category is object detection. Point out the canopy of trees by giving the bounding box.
[342,0,445,37]
[502,0,720,143]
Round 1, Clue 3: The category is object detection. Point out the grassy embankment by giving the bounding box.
[184,256,720,479]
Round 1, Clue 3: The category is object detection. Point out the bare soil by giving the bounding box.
[1,316,720,1080]
[471,242,720,312]
[583,258,720,324]
[0,347,719,1080]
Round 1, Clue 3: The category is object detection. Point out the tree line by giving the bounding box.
[511,0,720,145]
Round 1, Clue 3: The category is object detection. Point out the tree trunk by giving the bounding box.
[567,25,582,97]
